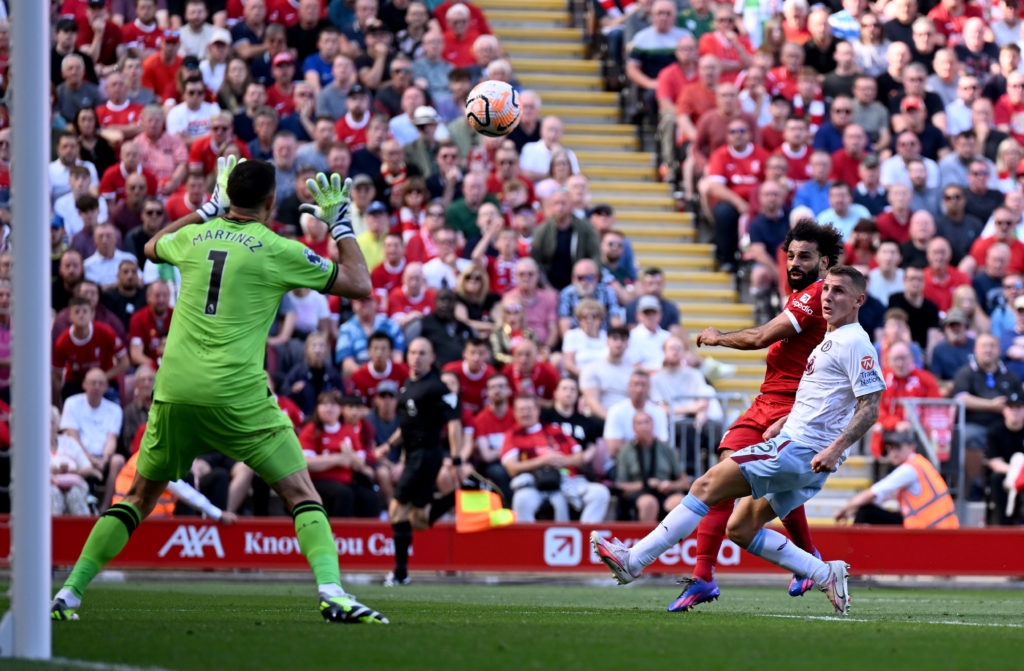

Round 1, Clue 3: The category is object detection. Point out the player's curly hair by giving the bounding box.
[782,218,844,269]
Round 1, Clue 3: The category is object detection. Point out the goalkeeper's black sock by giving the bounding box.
[391,521,412,582]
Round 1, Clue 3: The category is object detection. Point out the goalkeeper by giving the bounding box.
[51,158,389,625]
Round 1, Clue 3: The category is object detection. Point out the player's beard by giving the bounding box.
[788,265,819,292]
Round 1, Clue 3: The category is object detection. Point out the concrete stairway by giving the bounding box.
[481,0,763,393]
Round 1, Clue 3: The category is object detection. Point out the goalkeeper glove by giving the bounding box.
[299,173,354,242]
[197,155,244,221]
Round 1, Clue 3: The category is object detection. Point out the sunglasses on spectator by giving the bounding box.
[575,274,596,281]
[467,274,483,280]
[427,210,445,216]
[1005,281,1024,289]
[727,127,748,134]
[377,391,396,398]
[943,193,963,200]
[996,219,1016,226]
[503,304,523,313]
[972,170,992,176]
[144,209,164,215]
[186,90,205,96]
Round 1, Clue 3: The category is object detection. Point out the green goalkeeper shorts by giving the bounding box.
[136,396,306,485]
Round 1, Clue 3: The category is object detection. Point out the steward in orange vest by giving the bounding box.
[834,431,958,529]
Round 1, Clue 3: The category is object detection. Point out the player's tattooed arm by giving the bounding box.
[811,391,882,473]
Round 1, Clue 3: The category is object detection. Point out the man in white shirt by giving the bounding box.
[626,294,671,371]
[56,166,110,237]
[59,368,125,510]
[49,132,99,202]
[867,240,904,305]
[165,76,221,146]
[579,326,633,419]
[178,0,219,57]
[519,116,580,181]
[84,223,140,289]
[603,370,670,459]
[816,181,872,241]
[594,266,886,616]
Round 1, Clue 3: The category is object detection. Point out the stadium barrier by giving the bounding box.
[3,516,1023,576]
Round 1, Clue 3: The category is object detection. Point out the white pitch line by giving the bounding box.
[757,614,1023,628]
[49,657,179,671]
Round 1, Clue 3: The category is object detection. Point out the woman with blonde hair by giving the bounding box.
[994,138,1024,193]
[952,284,990,338]
[533,150,574,200]
[563,298,608,377]
[454,262,500,336]
[489,294,537,366]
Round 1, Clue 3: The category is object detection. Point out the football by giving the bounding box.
[465,80,522,137]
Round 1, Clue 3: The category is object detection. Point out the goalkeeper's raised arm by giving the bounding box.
[301,172,372,300]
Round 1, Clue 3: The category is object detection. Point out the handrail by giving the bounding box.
[897,398,967,523]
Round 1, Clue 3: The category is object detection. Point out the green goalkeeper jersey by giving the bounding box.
[153,217,338,407]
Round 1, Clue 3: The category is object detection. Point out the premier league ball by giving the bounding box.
[465,80,522,138]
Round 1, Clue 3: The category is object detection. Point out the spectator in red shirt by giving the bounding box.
[831,123,870,186]
[266,52,298,116]
[766,41,803,99]
[128,280,172,370]
[99,141,156,205]
[924,236,971,312]
[704,116,768,271]
[350,331,411,403]
[873,340,942,456]
[78,0,122,72]
[970,206,1024,273]
[774,115,813,190]
[442,4,480,68]
[388,261,437,327]
[142,30,183,103]
[96,72,144,143]
[370,233,407,306]
[188,111,252,175]
[442,337,496,414]
[698,5,752,83]
[165,170,209,221]
[927,0,985,46]
[501,338,560,406]
[119,0,163,56]
[876,183,913,243]
[53,296,129,402]
[471,372,514,498]
[434,0,492,35]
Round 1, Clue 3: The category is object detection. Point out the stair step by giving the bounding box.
[640,255,715,269]
[664,287,737,301]
[536,90,619,105]
[476,0,567,8]
[665,270,731,283]
[632,242,712,255]
[583,180,669,193]
[519,74,603,90]
[615,211,690,224]
[513,58,600,74]
[495,26,582,40]
[602,195,675,209]
[487,9,570,23]
[677,303,752,317]
[502,41,586,57]
[694,347,767,362]
[616,225,694,239]
[583,165,656,179]
[565,135,639,149]
[543,104,620,118]
[565,122,635,134]
[712,377,765,392]
[824,477,873,491]
[575,149,651,164]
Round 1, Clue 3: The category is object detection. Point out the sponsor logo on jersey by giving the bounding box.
[860,356,875,371]
[792,301,814,315]
[858,369,883,386]
[822,340,832,351]
[805,356,815,374]
[800,293,811,303]
[304,247,329,271]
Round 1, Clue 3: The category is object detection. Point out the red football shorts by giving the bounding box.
[718,392,795,454]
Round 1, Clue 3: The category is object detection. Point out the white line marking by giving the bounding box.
[757,614,1023,628]
[50,657,179,671]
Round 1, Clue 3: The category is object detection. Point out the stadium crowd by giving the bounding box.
[0,0,1021,527]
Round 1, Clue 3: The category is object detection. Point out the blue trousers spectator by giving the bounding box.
[712,201,740,270]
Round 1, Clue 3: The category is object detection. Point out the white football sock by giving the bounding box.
[628,494,709,575]
[318,583,346,598]
[748,528,829,583]
[55,587,81,608]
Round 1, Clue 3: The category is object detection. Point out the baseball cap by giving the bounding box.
[412,105,441,126]
[587,203,614,217]
[352,173,374,188]
[348,83,368,97]
[900,95,923,111]
[51,213,65,229]
[182,55,200,70]
[1014,295,1024,311]
[637,294,661,312]
[210,28,232,45]
[943,308,968,325]
[160,29,180,43]
[272,51,295,67]
[861,154,880,169]
[340,394,365,406]
[56,17,78,32]
[882,430,915,446]
[87,0,106,7]
[366,200,388,215]
[377,380,399,396]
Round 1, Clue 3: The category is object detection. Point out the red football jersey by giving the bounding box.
[442,360,496,414]
[994,96,1024,144]
[761,279,826,395]
[765,66,799,99]
[97,101,144,129]
[501,361,560,400]
[128,305,173,367]
[188,135,252,175]
[500,423,580,475]
[350,360,410,402]
[707,143,768,202]
[387,287,436,320]
[121,21,162,52]
[484,255,518,295]
[276,394,303,431]
[371,259,406,307]
[473,405,516,455]
[266,83,297,117]
[298,421,376,484]
[99,164,158,202]
[53,322,126,384]
[335,114,370,152]
[774,143,812,190]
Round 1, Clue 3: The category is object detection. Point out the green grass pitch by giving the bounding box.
[3,579,1023,671]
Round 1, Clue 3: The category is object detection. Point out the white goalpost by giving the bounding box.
[0,0,54,660]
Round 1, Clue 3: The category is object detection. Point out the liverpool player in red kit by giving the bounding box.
[669,219,844,612]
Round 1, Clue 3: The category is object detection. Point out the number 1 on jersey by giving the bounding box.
[205,249,229,315]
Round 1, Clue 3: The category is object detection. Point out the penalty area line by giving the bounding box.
[50,657,180,671]
[757,614,1023,628]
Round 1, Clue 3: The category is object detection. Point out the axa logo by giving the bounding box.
[158,525,225,558]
